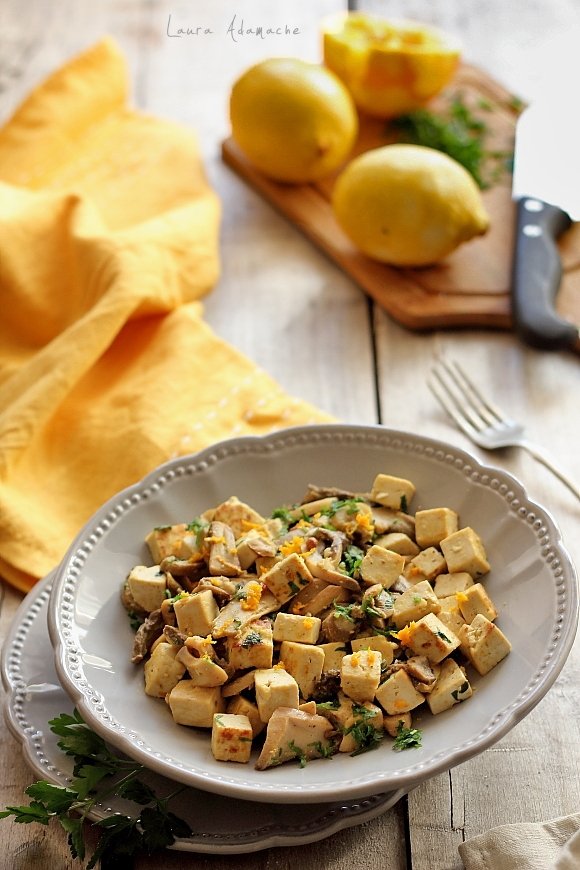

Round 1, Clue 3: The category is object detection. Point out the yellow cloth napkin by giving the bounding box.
[0,38,331,593]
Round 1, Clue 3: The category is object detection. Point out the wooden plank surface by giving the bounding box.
[1,1,580,869]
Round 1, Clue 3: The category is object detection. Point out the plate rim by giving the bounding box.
[1,571,406,854]
[47,423,579,803]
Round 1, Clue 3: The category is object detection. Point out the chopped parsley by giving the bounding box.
[333,602,356,623]
[316,699,340,711]
[436,630,451,643]
[361,597,384,619]
[270,506,295,531]
[451,680,470,701]
[240,631,262,648]
[400,495,408,513]
[288,581,300,594]
[186,517,208,547]
[153,524,172,531]
[287,740,307,768]
[343,708,383,756]
[341,544,364,577]
[127,611,145,632]
[309,741,334,759]
[321,498,365,518]
[412,595,423,605]
[391,93,514,189]
[392,722,423,752]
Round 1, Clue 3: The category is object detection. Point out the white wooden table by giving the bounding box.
[1,1,579,867]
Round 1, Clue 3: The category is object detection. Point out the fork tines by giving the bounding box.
[428,355,509,436]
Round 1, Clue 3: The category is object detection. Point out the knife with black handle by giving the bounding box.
[511,101,579,351]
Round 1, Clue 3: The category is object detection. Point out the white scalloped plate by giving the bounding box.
[2,572,404,854]
[48,424,578,804]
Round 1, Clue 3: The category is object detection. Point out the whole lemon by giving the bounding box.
[229,57,358,183]
[332,144,489,266]
[323,12,461,118]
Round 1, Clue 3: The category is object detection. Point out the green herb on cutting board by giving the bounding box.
[391,93,514,189]
[0,709,192,867]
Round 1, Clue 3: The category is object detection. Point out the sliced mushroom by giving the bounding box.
[301,484,368,503]
[194,576,236,605]
[405,655,437,685]
[286,497,337,520]
[221,669,256,697]
[255,707,338,770]
[121,580,148,620]
[371,506,416,538]
[289,579,349,617]
[321,609,358,643]
[212,581,279,637]
[162,625,189,648]
[304,545,359,592]
[160,555,207,587]
[206,521,242,577]
[131,609,164,664]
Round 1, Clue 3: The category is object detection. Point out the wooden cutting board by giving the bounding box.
[222,63,580,355]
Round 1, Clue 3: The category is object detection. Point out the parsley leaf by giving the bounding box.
[0,709,193,867]
[341,544,364,577]
[392,722,423,752]
[241,631,262,648]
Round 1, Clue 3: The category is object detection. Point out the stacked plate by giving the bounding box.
[3,424,578,854]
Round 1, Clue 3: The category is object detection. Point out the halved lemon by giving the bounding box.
[322,12,461,118]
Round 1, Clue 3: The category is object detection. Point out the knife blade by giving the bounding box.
[511,99,580,350]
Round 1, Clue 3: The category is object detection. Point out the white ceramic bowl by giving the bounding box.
[48,424,578,803]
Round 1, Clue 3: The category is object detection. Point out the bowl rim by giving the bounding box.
[48,423,579,803]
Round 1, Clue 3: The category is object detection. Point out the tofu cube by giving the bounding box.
[280,641,325,699]
[227,619,273,670]
[404,547,447,584]
[392,580,441,629]
[456,583,498,623]
[427,659,472,715]
[458,614,512,675]
[319,641,349,672]
[167,683,225,727]
[351,635,395,665]
[143,642,186,697]
[360,545,405,589]
[261,553,313,603]
[397,613,460,663]
[415,508,459,548]
[175,648,228,687]
[340,649,382,704]
[174,589,219,636]
[440,527,490,578]
[383,711,412,737]
[433,572,474,599]
[211,713,253,763]
[226,696,265,737]
[273,612,321,644]
[375,669,425,715]
[374,533,420,557]
[436,595,467,636]
[127,565,167,613]
[145,524,188,562]
[254,667,300,722]
[339,702,383,753]
[370,473,416,511]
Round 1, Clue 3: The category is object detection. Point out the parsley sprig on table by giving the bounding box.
[0,710,192,868]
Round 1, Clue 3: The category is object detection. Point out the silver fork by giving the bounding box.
[428,354,580,503]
